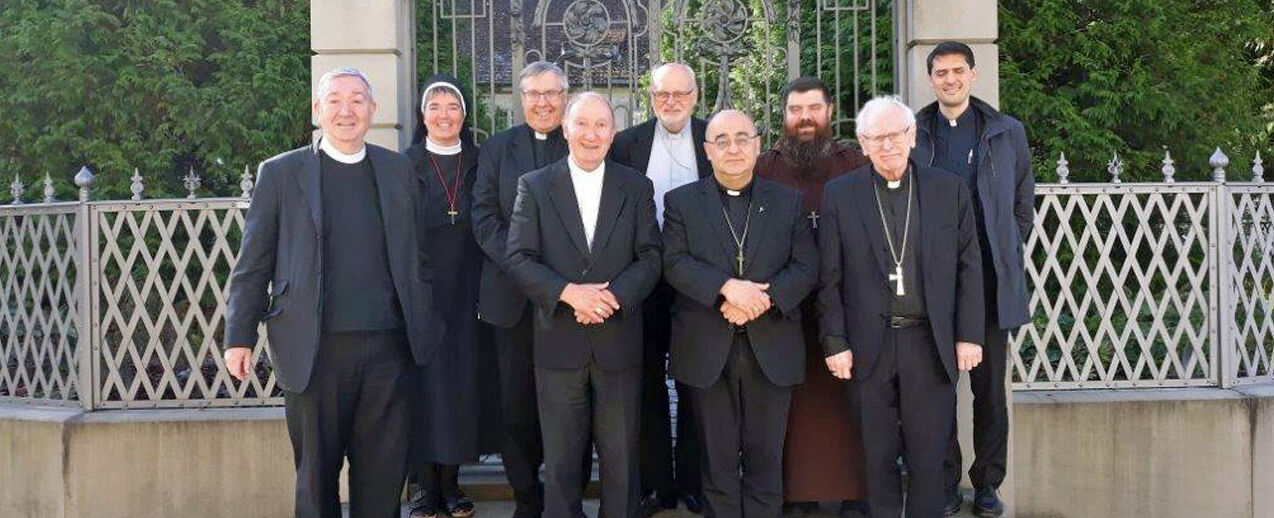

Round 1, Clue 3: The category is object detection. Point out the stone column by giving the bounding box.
[896,1,1014,516]
[311,0,418,151]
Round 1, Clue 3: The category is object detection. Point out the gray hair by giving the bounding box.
[650,62,697,91]
[518,61,569,92]
[316,66,375,101]
[564,91,615,125]
[855,95,915,136]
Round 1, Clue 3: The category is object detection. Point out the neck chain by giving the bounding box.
[872,167,913,296]
[721,200,754,276]
[428,153,464,224]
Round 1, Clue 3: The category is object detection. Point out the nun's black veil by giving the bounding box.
[411,73,475,147]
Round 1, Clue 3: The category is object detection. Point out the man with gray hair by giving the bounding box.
[817,95,985,517]
[608,61,710,515]
[507,91,662,518]
[224,66,439,518]
[471,61,585,518]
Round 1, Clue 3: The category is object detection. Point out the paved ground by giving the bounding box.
[350,498,981,517]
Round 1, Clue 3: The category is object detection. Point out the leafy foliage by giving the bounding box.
[999,0,1274,182]
[0,0,311,199]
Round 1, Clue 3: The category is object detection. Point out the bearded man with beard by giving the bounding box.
[755,77,870,517]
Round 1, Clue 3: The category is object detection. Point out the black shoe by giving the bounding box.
[682,493,706,514]
[839,499,870,518]
[973,487,1004,517]
[783,501,818,518]
[442,490,475,518]
[409,489,442,518]
[943,487,964,516]
[637,494,666,518]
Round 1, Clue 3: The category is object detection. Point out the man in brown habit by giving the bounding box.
[756,77,869,517]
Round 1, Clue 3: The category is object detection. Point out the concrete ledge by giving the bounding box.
[1014,387,1270,518]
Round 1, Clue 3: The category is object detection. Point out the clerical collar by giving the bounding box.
[940,107,975,128]
[716,177,754,197]
[534,130,549,140]
[656,121,687,140]
[319,138,366,164]
[568,156,605,175]
[872,164,912,190]
[425,136,462,156]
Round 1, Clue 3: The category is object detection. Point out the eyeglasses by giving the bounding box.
[707,134,760,150]
[652,89,695,103]
[521,89,565,101]
[860,125,912,148]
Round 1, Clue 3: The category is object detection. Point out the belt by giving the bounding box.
[885,316,928,329]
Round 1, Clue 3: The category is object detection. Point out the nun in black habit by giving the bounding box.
[405,74,501,518]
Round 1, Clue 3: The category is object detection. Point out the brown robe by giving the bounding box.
[757,140,870,502]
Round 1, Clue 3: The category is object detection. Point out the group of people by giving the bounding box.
[223,40,1034,518]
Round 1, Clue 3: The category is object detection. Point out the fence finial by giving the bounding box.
[10,174,25,205]
[43,173,54,203]
[184,165,201,199]
[1161,150,1176,183]
[1056,151,1070,184]
[1252,151,1265,183]
[1210,147,1229,182]
[130,168,145,201]
[74,165,94,202]
[239,165,254,198]
[1107,152,1123,184]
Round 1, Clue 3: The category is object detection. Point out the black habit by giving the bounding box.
[817,162,985,518]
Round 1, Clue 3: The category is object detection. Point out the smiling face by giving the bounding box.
[704,110,761,184]
[520,72,567,134]
[856,106,916,178]
[313,75,376,154]
[928,52,978,110]
[563,95,615,171]
[782,89,834,142]
[423,89,464,146]
[651,66,697,133]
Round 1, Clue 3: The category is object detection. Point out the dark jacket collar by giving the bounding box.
[916,96,1007,139]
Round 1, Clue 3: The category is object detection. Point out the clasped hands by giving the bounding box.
[561,282,621,325]
[719,278,771,326]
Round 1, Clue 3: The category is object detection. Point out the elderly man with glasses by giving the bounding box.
[816,95,986,518]
[661,109,818,518]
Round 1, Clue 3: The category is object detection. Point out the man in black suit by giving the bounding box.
[471,61,588,518]
[607,62,709,516]
[223,67,440,518]
[506,91,663,518]
[662,110,818,518]
[817,95,985,518]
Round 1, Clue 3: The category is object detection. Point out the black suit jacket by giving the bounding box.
[224,141,441,392]
[608,118,712,178]
[662,176,819,388]
[816,163,985,384]
[506,158,663,371]
[472,124,568,327]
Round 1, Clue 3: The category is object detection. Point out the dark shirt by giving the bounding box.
[531,128,567,169]
[319,152,404,332]
[716,177,755,276]
[933,107,992,266]
[871,168,926,318]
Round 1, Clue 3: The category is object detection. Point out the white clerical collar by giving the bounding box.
[534,130,549,140]
[425,136,462,156]
[319,137,366,164]
[656,121,688,140]
[568,156,605,176]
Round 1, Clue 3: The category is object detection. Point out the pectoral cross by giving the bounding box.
[807,210,820,229]
[735,250,745,276]
[889,264,905,296]
[447,209,459,225]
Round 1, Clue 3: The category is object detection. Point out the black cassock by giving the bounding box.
[406,142,502,464]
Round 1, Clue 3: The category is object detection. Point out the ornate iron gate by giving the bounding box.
[420,0,892,140]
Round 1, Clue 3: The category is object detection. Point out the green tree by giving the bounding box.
[0,0,311,200]
[999,0,1274,182]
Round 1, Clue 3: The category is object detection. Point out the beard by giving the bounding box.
[776,120,835,172]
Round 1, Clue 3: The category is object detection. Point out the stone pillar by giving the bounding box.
[311,0,418,151]
[896,1,1014,516]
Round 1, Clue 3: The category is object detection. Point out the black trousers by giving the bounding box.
[851,325,955,518]
[689,334,792,518]
[640,283,703,499]
[284,330,412,518]
[944,271,1011,491]
[493,307,593,517]
[536,362,642,518]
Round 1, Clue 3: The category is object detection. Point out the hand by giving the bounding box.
[825,350,854,380]
[224,347,253,381]
[719,301,750,326]
[719,279,771,320]
[560,282,620,324]
[956,341,983,372]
